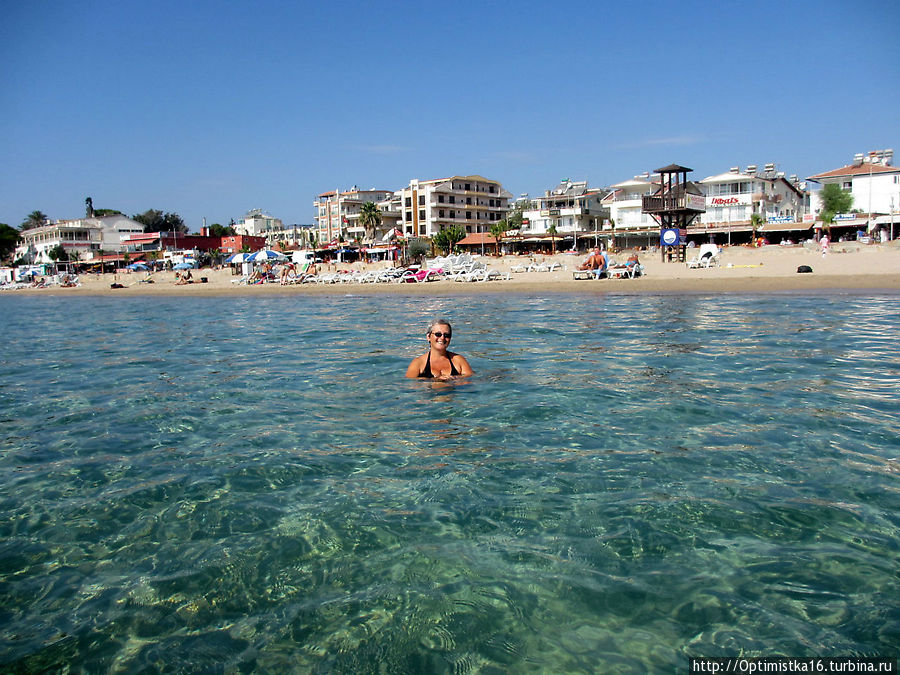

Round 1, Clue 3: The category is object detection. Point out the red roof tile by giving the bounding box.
[808,163,899,180]
[457,232,498,246]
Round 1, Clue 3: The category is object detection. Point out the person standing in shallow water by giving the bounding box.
[405,319,474,379]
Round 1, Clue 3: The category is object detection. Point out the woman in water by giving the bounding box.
[405,319,474,379]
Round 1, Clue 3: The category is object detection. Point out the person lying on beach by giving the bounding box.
[405,319,473,380]
[610,252,640,269]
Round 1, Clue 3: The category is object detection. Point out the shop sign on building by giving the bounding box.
[686,194,706,211]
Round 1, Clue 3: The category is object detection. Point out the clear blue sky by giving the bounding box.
[1,0,897,230]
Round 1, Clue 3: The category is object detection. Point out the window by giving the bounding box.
[842,182,852,190]
[419,209,426,220]
[418,195,425,206]
[466,197,471,205]
[449,196,456,204]
[439,210,445,218]
[466,211,472,220]
[438,195,445,203]
[490,186,496,193]
[465,183,470,191]
[449,210,456,218]
[405,212,411,221]
[405,197,412,207]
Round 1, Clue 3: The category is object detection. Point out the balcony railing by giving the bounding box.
[642,194,706,214]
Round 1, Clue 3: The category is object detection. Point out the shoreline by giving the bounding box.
[8,242,900,298]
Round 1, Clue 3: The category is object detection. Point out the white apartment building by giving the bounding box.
[267,224,317,249]
[14,214,145,263]
[602,174,660,236]
[696,164,806,241]
[235,209,284,242]
[520,180,609,238]
[807,150,899,228]
[396,175,512,238]
[313,188,396,244]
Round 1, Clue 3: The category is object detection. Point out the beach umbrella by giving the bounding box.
[173,262,195,270]
[248,249,287,262]
[127,262,149,271]
[225,252,252,264]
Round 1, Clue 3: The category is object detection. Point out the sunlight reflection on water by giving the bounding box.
[1,292,898,672]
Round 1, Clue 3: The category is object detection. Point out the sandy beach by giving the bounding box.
[18,241,900,297]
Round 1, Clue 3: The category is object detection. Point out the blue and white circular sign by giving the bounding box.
[661,228,679,246]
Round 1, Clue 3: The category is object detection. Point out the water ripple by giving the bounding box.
[1,292,898,672]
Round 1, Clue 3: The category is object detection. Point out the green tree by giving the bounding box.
[504,205,526,231]
[0,224,20,260]
[48,244,68,262]
[547,223,559,254]
[208,223,236,237]
[818,183,854,235]
[358,202,382,244]
[132,209,188,233]
[21,210,48,230]
[489,221,506,256]
[407,238,430,264]
[93,209,124,217]
[750,213,764,239]
[432,224,466,255]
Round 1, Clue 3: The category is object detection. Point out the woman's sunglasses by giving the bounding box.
[430,331,451,339]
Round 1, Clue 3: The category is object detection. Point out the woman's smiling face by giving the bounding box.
[427,324,452,350]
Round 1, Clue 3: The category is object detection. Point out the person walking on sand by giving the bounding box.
[820,233,829,257]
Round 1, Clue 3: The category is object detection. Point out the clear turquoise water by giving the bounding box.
[0,292,898,673]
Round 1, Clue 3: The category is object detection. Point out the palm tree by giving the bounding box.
[358,202,382,244]
[547,223,559,254]
[21,211,49,230]
[489,221,506,256]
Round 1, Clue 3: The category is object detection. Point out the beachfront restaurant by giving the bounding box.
[686,221,755,246]
[755,219,814,244]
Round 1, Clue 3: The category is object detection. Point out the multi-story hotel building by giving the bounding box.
[699,165,806,224]
[235,209,284,241]
[519,180,609,239]
[313,188,395,244]
[601,174,661,247]
[395,175,512,238]
[14,214,145,263]
[808,150,897,214]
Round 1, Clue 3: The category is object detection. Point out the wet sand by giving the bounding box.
[20,241,900,297]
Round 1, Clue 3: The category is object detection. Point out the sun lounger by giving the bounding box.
[398,268,443,283]
[608,264,641,279]
[686,244,720,269]
[573,267,608,279]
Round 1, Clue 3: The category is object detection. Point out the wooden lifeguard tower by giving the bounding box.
[641,164,705,262]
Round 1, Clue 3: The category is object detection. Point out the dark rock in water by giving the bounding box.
[797,265,813,274]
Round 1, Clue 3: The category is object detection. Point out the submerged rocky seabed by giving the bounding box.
[1,293,898,673]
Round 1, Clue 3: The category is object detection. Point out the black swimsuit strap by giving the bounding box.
[420,351,459,378]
